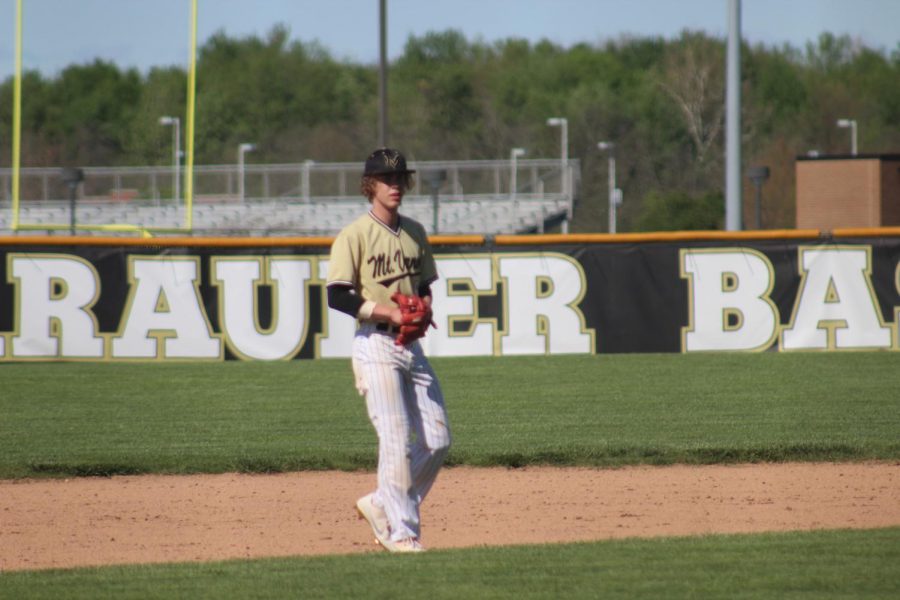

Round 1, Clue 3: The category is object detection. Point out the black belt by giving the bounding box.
[375,323,399,333]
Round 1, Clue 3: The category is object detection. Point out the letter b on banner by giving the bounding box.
[681,249,778,352]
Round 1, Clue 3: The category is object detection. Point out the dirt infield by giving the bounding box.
[1,462,898,571]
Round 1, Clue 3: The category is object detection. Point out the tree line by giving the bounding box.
[1,26,899,232]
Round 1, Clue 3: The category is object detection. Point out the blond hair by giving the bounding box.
[360,173,414,201]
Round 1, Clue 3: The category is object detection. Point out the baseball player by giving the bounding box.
[326,147,451,553]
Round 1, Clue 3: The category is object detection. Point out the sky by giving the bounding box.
[1,0,899,80]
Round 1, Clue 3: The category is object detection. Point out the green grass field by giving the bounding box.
[2,528,898,599]
[1,352,899,597]
[1,353,898,478]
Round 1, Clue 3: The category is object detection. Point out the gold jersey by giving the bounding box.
[327,211,438,308]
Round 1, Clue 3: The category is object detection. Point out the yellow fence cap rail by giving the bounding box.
[493,229,823,245]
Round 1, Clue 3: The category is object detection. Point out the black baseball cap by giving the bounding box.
[364,148,416,176]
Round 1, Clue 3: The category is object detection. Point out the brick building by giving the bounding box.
[795,154,900,229]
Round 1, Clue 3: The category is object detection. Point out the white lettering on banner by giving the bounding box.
[498,255,595,355]
[782,246,891,350]
[5,244,899,361]
[681,249,779,351]
[422,255,495,356]
[8,254,104,358]
[211,257,312,360]
[111,257,221,359]
[315,259,356,358]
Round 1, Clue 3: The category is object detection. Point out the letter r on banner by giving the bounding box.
[8,254,104,358]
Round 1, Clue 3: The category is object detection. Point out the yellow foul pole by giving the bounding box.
[11,0,23,230]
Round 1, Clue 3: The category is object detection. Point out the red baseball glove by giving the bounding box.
[390,291,436,346]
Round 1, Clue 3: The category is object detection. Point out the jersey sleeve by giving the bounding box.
[326,229,360,288]
[327,284,365,317]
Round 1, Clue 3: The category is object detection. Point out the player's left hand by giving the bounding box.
[390,292,436,346]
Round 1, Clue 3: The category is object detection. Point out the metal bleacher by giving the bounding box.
[0,159,575,237]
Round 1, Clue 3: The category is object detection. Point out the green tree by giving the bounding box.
[0,70,53,166]
[45,60,142,165]
[194,25,367,163]
[126,66,186,165]
[3,27,899,233]
[636,189,724,231]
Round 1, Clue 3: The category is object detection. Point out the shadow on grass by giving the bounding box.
[19,443,894,479]
[28,462,149,478]
[449,442,884,469]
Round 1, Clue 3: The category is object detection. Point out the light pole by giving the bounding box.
[510,147,526,202]
[302,159,315,202]
[836,118,858,155]
[158,116,180,202]
[725,0,742,231]
[597,142,619,233]
[427,170,447,234]
[378,0,388,146]
[546,117,568,194]
[61,167,84,235]
[238,143,256,202]
[547,117,569,232]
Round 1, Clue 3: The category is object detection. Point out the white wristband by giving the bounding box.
[357,300,377,320]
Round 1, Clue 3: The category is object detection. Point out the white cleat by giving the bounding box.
[381,537,426,553]
[355,493,390,547]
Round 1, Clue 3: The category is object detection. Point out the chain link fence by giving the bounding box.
[1,159,575,236]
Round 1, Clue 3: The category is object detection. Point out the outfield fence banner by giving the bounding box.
[1,234,899,361]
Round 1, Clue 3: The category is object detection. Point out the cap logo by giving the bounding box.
[364,147,415,177]
[384,153,401,169]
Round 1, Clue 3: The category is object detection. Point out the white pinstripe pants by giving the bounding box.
[352,324,451,541]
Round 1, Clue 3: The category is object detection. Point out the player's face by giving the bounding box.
[371,173,406,212]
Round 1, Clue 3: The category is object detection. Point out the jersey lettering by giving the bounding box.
[395,249,422,274]
[366,250,422,282]
[367,253,394,278]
